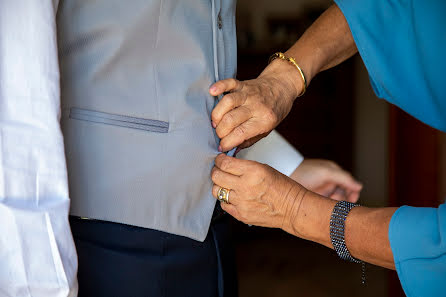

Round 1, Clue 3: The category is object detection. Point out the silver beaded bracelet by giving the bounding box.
[330,200,366,284]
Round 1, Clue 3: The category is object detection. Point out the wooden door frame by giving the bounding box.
[388,106,441,296]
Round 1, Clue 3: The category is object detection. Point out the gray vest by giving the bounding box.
[57,0,237,241]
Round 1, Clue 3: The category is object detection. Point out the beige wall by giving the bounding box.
[352,57,390,207]
[237,0,331,45]
[352,58,446,207]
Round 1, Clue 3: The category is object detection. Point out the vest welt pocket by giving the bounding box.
[69,107,169,133]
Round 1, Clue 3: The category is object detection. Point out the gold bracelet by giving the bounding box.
[269,52,307,97]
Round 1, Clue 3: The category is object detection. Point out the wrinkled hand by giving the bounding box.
[210,64,301,152]
[211,154,306,233]
[290,159,362,202]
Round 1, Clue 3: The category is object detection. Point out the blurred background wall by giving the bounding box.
[233,1,445,297]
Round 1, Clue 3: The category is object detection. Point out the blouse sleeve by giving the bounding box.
[333,1,446,295]
[388,204,446,297]
[333,0,446,132]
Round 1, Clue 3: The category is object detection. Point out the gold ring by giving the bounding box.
[217,187,230,204]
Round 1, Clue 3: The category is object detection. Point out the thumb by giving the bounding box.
[209,78,242,96]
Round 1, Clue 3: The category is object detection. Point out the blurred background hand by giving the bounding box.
[289,159,362,202]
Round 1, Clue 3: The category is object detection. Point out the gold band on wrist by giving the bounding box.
[269,52,307,97]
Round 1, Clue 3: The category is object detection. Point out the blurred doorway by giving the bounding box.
[388,107,444,297]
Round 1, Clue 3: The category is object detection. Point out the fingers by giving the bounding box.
[346,191,360,203]
[327,185,360,203]
[219,119,264,152]
[211,92,246,128]
[214,154,251,176]
[215,106,252,138]
[210,78,244,128]
[209,78,242,97]
[322,161,362,202]
[313,183,337,197]
[329,187,347,201]
[329,169,363,193]
[220,202,240,220]
[211,166,240,190]
[212,184,239,205]
[211,155,257,205]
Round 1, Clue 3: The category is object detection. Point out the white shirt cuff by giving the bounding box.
[237,130,303,176]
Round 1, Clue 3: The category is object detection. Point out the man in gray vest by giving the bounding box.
[57,1,240,296]
[0,1,361,296]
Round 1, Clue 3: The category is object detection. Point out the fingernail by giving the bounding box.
[218,145,222,152]
[212,121,217,128]
[210,86,217,94]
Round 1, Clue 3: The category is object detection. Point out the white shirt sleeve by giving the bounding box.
[0,1,78,296]
[237,130,304,176]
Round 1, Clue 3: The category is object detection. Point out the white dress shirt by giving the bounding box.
[0,1,77,296]
[0,1,300,295]
[239,130,303,176]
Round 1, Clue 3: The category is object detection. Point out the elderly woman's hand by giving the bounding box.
[209,61,304,152]
[211,153,399,271]
[211,154,307,233]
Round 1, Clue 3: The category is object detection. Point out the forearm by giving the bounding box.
[287,4,357,78]
[286,190,397,270]
[346,205,397,269]
[259,4,357,97]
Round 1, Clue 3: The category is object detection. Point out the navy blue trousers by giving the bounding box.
[70,215,238,297]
